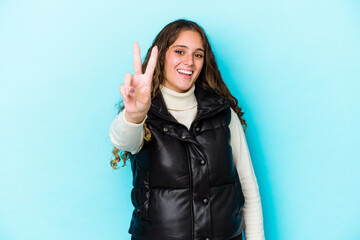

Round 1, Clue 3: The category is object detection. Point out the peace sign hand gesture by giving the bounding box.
[120,42,158,124]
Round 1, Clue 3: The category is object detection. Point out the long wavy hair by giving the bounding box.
[111,19,246,169]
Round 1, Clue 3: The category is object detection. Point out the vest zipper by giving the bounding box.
[185,143,194,240]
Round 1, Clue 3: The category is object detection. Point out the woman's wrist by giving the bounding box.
[124,109,147,124]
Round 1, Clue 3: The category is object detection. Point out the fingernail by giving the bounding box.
[129,87,135,94]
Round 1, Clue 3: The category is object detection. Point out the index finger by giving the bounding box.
[144,46,158,77]
[133,42,142,75]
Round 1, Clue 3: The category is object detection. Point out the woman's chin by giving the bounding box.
[177,82,195,92]
[164,80,195,93]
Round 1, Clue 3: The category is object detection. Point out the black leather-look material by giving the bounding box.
[128,85,245,240]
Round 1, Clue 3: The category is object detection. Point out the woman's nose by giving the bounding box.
[183,54,194,66]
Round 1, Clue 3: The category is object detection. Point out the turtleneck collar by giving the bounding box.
[160,84,197,111]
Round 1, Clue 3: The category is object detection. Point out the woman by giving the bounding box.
[110,19,265,240]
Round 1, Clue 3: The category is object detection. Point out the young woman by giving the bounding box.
[110,19,265,240]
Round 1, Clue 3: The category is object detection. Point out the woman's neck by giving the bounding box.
[160,85,197,111]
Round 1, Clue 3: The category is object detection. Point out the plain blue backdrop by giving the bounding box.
[1,0,359,239]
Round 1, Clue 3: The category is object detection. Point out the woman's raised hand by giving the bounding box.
[120,42,158,123]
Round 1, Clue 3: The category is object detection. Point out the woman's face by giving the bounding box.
[163,30,204,93]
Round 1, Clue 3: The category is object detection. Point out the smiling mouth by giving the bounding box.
[177,69,193,76]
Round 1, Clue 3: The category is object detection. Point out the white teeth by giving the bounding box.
[177,69,192,75]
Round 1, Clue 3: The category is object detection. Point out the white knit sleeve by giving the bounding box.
[229,109,265,240]
[109,110,145,154]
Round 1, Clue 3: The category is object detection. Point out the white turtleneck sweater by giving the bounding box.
[110,85,265,240]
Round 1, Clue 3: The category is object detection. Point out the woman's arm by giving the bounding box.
[109,110,145,154]
[109,42,158,154]
[229,109,265,240]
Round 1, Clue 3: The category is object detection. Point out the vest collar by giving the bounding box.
[149,83,230,125]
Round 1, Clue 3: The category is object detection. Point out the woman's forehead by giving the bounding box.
[170,30,204,50]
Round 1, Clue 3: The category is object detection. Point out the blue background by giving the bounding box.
[1,0,359,239]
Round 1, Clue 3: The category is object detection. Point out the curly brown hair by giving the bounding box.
[111,19,246,169]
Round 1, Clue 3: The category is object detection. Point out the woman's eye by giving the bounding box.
[195,53,203,58]
[175,50,184,54]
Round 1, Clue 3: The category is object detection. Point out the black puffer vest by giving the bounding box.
[129,85,245,240]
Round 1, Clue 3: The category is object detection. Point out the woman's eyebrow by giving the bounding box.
[173,45,205,52]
